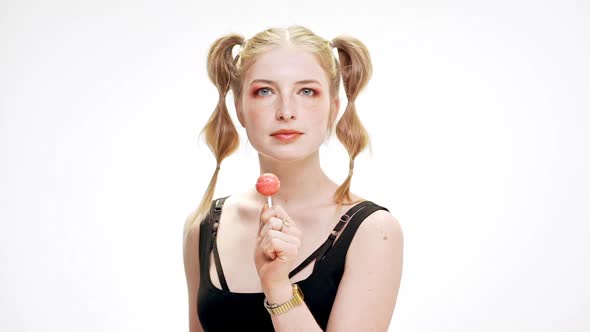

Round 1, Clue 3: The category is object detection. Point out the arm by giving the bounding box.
[183,213,205,332]
[326,210,404,331]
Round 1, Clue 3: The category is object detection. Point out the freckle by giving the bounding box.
[383,235,388,240]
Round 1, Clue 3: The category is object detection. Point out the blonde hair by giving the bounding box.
[183,25,373,242]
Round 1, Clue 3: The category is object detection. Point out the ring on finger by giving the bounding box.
[281,218,291,229]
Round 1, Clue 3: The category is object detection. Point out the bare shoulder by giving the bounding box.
[184,212,201,252]
[346,208,403,269]
[222,190,264,226]
[183,208,203,277]
[355,209,403,245]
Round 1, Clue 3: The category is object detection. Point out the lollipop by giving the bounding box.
[256,173,280,207]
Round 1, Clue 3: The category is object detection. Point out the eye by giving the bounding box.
[256,87,272,97]
[300,88,316,96]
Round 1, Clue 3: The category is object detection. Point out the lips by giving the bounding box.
[270,129,303,142]
[271,129,303,136]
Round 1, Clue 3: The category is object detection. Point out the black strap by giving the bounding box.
[289,239,329,278]
[289,200,376,277]
[211,196,230,291]
[331,202,389,257]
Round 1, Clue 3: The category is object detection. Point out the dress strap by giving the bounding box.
[331,202,389,257]
[288,200,376,277]
[210,196,230,291]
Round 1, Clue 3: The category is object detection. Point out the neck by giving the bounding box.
[255,151,336,210]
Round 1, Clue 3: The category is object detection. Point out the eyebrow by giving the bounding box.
[249,79,322,86]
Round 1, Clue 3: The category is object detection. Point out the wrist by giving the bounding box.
[263,281,293,304]
[264,284,305,315]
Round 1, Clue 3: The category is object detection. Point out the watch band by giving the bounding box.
[264,284,304,315]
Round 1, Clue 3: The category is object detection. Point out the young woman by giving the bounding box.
[183,25,403,331]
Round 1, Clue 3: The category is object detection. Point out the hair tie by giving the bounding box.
[236,39,247,57]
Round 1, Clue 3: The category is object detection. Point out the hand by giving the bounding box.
[254,203,303,288]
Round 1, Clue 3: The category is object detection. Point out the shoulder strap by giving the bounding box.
[331,202,389,257]
[288,200,376,277]
[210,196,230,291]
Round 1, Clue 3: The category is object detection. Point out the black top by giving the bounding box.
[197,196,389,331]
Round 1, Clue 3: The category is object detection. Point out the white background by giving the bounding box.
[1,1,589,331]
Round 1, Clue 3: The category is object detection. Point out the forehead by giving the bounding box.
[244,46,328,85]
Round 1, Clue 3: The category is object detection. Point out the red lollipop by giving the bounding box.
[256,173,280,207]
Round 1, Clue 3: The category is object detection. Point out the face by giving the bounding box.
[236,45,339,162]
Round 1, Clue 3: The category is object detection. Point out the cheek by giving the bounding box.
[243,112,262,130]
[243,95,276,119]
[242,98,270,124]
[242,110,273,139]
[300,97,331,120]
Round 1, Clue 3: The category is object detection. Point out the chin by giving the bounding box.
[259,151,310,163]
[257,145,319,164]
[250,137,323,163]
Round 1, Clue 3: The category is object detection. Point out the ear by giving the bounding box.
[235,99,245,128]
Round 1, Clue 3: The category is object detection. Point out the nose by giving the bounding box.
[276,96,297,120]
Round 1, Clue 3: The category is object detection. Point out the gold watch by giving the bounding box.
[264,284,304,315]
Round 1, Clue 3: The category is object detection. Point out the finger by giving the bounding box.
[259,217,283,237]
[263,238,298,261]
[261,216,302,240]
[272,217,301,237]
[272,205,298,229]
[260,229,301,250]
[258,203,275,233]
[265,239,298,261]
[258,204,301,237]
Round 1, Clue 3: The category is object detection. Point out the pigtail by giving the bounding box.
[331,36,373,203]
[183,34,244,243]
